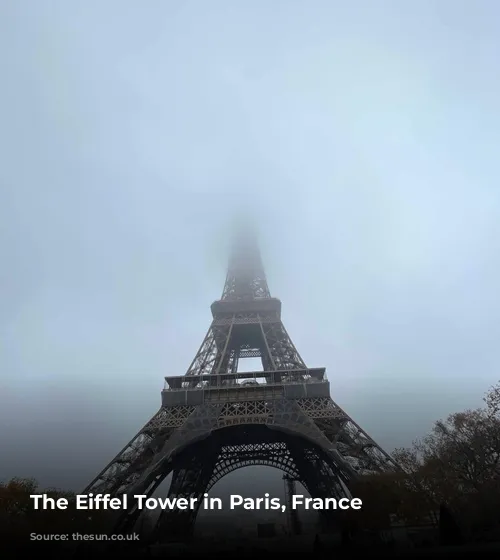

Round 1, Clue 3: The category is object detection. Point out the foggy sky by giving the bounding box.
[1,0,500,498]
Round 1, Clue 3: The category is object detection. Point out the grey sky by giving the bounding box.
[1,0,499,502]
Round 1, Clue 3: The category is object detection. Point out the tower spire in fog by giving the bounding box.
[223,220,270,300]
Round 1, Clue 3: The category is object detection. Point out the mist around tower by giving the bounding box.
[3,3,500,559]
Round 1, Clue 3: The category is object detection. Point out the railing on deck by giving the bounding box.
[163,368,327,391]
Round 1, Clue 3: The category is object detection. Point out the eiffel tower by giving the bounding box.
[84,228,397,540]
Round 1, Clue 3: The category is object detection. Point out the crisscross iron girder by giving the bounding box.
[184,235,306,376]
[185,316,306,377]
[146,425,351,541]
[85,396,397,499]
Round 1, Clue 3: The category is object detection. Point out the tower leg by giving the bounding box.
[152,437,221,542]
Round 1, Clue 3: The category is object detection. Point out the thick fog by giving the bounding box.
[1,0,499,501]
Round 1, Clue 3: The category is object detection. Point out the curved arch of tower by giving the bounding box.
[84,230,398,541]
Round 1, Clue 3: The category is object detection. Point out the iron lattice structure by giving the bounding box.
[84,231,398,540]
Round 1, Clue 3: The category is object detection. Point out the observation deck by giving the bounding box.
[210,297,282,317]
[162,368,329,407]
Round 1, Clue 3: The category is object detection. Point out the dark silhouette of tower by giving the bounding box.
[84,228,397,541]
